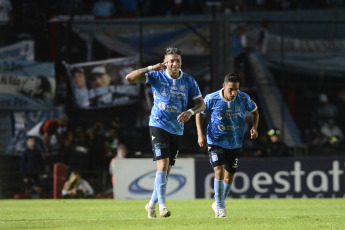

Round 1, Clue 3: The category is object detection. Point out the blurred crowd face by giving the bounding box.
[164,54,182,78]
[73,72,87,89]
[270,135,279,143]
[117,146,127,158]
[26,137,35,150]
[222,82,240,101]
[90,73,112,88]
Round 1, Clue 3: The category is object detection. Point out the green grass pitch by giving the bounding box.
[1,198,344,229]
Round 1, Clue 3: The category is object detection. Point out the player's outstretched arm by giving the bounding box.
[125,63,166,83]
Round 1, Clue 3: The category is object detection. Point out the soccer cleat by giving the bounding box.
[218,208,227,218]
[145,203,157,218]
[212,201,219,218]
[159,208,171,218]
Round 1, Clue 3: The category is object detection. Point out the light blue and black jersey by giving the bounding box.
[202,89,257,149]
[146,70,202,135]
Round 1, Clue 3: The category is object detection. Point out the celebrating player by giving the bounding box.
[126,47,205,218]
[195,73,259,218]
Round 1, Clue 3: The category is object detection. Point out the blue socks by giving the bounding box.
[150,182,158,204]
[214,178,225,209]
[155,171,167,204]
[223,181,232,201]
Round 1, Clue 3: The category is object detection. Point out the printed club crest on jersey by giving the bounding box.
[160,87,169,97]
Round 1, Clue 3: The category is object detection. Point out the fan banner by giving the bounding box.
[0,40,35,61]
[64,56,139,109]
[0,60,55,111]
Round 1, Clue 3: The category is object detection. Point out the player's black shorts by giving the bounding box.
[149,126,181,166]
[208,145,241,173]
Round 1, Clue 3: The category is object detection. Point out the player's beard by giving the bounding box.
[169,67,180,78]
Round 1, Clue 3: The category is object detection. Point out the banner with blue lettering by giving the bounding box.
[0,60,55,111]
[196,156,345,198]
[64,56,139,109]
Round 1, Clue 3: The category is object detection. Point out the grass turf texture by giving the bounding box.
[1,199,344,230]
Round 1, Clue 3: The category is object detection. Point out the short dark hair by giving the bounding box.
[165,47,181,56]
[224,73,240,83]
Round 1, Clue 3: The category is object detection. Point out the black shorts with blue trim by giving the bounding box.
[149,126,181,166]
[208,145,241,173]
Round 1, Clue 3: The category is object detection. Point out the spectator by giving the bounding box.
[105,126,125,158]
[20,136,44,197]
[256,128,290,157]
[320,119,344,145]
[311,93,339,131]
[59,130,74,164]
[256,19,271,56]
[66,127,91,174]
[62,171,94,198]
[26,114,70,155]
[93,0,116,18]
[109,144,127,186]
[88,122,107,172]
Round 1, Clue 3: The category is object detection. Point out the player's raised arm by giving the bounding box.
[126,63,166,83]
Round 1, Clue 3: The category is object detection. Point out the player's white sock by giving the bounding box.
[214,178,225,209]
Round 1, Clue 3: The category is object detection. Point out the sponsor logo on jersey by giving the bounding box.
[158,102,166,110]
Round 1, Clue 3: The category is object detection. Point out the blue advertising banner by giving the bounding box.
[196,156,345,198]
[0,60,55,111]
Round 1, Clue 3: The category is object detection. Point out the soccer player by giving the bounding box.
[126,47,205,218]
[195,73,259,218]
